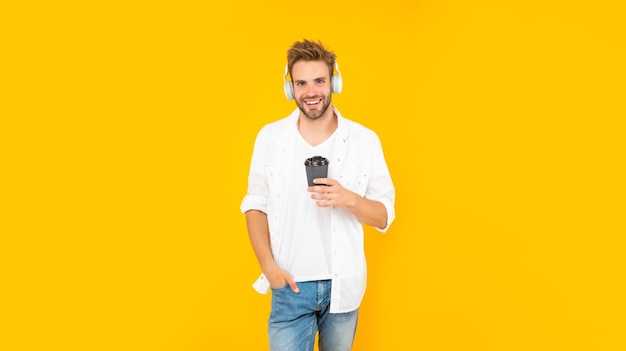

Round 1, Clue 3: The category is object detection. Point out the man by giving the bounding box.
[241,39,395,351]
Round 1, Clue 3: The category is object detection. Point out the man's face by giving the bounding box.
[291,60,332,120]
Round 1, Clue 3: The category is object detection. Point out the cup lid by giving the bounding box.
[304,155,329,166]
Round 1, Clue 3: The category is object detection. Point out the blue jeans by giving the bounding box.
[269,280,359,351]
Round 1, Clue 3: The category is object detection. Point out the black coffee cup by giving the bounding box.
[304,156,329,186]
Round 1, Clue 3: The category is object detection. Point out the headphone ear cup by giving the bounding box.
[331,75,343,94]
[284,81,294,100]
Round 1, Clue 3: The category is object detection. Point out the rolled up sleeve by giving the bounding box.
[240,129,269,214]
[365,136,396,233]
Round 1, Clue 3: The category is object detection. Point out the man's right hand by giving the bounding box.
[266,266,300,293]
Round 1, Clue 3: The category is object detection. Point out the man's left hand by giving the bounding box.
[308,178,357,208]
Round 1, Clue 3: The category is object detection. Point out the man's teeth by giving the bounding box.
[305,99,320,105]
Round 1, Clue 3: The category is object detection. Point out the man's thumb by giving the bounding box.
[289,279,300,293]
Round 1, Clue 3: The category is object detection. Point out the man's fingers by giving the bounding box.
[313,178,336,187]
[287,278,300,293]
[313,178,329,184]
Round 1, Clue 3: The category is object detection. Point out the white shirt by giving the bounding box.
[240,107,396,313]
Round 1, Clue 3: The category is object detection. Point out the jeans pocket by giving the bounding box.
[271,284,290,292]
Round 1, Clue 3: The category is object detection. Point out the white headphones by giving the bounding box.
[283,62,343,100]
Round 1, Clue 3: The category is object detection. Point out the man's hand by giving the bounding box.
[265,265,300,293]
[308,177,388,229]
[308,178,357,208]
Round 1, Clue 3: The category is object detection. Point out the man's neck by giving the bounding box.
[297,107,338,147]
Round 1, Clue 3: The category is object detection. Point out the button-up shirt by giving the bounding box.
[241,107,395,313]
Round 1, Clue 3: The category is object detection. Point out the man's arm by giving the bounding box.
[308,178,388,230]
[348,193,388,229]
[245,210,299,292]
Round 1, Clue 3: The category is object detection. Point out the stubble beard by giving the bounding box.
[296,94,332,120]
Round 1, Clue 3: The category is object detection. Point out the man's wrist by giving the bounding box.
[347,191,359,208]
[261,261,278,275]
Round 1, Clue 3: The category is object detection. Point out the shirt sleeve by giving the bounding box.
[364,135,396,233]
[240,129,269,214]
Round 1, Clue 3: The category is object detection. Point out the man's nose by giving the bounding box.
[302,84,318,96]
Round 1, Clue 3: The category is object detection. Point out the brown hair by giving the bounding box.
[287,39,336,79]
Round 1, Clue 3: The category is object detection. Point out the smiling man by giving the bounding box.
[241,39,396,351]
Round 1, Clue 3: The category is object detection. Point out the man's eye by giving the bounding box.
[295,82,304,87]
[316,79,325,84]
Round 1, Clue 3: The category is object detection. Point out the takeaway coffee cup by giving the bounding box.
[304,156,329,186]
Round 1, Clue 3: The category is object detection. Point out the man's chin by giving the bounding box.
[306,111,323,119]
[298,106,321,120]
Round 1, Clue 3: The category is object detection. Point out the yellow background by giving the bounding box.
[2,0,625,350]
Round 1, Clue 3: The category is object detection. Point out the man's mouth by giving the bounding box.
[304,98,322,106]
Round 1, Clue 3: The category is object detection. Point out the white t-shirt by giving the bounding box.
[280,130,337,282]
